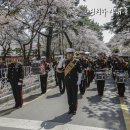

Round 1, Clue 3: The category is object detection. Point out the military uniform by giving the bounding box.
[94,58,106,96]
[56,67,65,94]
[52,60,58,86]
[79,51,87,95]
[7,62,24,108]
[115,58,127,97]
[64,48,82,115]
[56,56,65,94]
[111,57,119,80]
[86,59,95,88]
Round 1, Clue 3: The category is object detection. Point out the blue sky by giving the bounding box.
[79,0,115,43]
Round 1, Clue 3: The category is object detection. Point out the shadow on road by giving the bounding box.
[0,107,16,116]
[24,93,42,102]
[82,95,126,130]
[46,93,62,99]
[86,95,102,103]
[0,93,42,116]
[41,112,73,129]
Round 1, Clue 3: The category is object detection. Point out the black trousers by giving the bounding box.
[117,83,125,97]
[128,69,130,77]
[86,76,91,88]
[97,80,105,96]
[40,74,48,94]
[10,81,23,107]
[57,73,65,94]
[65,81,78,112]
[54,71,58,85]
[86,70,94,88]
[79,80,86,95]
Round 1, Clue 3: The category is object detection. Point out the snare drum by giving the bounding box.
[116,73,126,83]
[95,72,105,80]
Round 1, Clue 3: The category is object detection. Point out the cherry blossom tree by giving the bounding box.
[107,31,130,53]
[0,0,109,61]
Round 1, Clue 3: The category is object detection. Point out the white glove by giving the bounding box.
[77,73,82,86]
[57,58,65,68]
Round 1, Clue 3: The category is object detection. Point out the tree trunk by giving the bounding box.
[23,45,26,64]
[3,53,6,61]
[64,32,73,48]
[27,40,33,61]
[59,33,62,55]
[46,26,53,62]
[37,33,41,60]
[61,21,64,55]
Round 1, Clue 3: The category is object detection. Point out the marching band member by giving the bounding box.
[52,58,59,86]
[86,57,95,88]
[115,55,128,97]
[79,51,87,95]
[56,55,65,94]
[7,55,24,108]
[94,55,107,97]
[64,48,82,115]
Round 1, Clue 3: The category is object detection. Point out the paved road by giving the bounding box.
[0,76,130,130]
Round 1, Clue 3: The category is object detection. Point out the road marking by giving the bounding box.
[0,117,112,130]
[120,97,130,130]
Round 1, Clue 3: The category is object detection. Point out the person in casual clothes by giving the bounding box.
[39,60,50,94]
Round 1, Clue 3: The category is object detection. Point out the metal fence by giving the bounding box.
[0,66,54,98]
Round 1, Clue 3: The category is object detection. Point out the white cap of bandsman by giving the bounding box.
[85,52,90,55]
[66,48,75,53]
[79,51,85,54]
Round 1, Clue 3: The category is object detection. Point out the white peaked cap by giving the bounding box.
[85,52,90,55]
[66,48,75,53]
[113,53,123,56]
[117,52,123,57]
[79,51,85,54]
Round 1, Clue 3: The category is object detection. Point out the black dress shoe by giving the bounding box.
[80,92,84,95]
[19,105,23,108]
[119,95,124,97]
[13,105,19,109]
[60,90,65,94]
[68,110,73,114]
[98,94,103,97]
[72,111,76,115]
